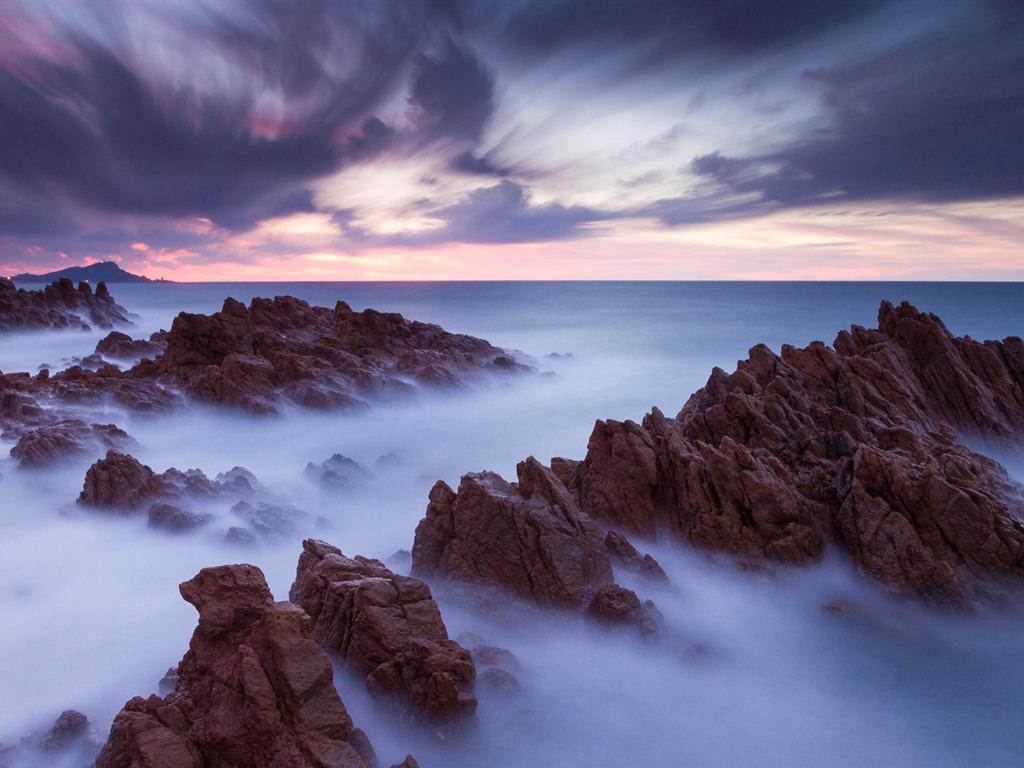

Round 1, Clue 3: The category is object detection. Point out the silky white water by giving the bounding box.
[2,281,1023,767]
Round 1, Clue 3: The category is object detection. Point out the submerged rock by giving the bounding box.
[411,457,613,608]
[290,539,477,725]
[96,564,372,768]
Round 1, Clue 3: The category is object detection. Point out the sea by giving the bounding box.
[2,281,1024,767]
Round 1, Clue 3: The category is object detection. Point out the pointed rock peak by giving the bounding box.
[179,564,274,638]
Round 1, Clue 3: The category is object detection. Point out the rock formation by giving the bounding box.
[411,456,614,608]
[78,451,277,537]
[95,330,167,361]
[0,277,133,332]
[585,584,660,640]
[290,539,477,725]
[10,420,134,467]
[446,302,1024,607]
[96,564,373,768]
[132,295,533,413]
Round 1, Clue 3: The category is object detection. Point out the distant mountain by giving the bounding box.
[10,261,170,283]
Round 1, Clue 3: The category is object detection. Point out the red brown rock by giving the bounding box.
[604,530,669,584]
[78,452,260,520]
[0,278,133,332]
[585,584,660,640]
[78,451,177,511]
[290,539,477,725]
[10,420,134,467]
[567,301,1024,606]
[140,295,531,413]
[95,564,372,768]
[95,331,166,361]
[411,456,613,608]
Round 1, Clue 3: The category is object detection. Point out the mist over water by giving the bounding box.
[3,281,1024,767]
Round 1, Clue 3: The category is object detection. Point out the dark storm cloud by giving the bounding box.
[672,4,1024,217]
[488,0,887,65]
[409,39,496,144]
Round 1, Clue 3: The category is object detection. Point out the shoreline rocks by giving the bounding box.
[435,302,1024,607]
[412,457,614,608]
[290,539,477,726]
[0,277,133,332]
[96,564,373,768]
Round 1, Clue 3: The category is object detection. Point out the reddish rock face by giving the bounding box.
[570,301,1024,606]
[143,296,532,413]
[412,456,614,608]
[290,539,477,725]
[95,331,166,361]
[10,420,134,467]
[585,584,660,640]
[78,451,176,511]
[95,564,372,768]
[0,278,133,332]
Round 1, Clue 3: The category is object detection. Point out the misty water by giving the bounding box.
[3,281,1024,767]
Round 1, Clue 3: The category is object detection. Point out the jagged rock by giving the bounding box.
[231,500,308,538]
[411,456,613,608]
[0,278,133,332]
[290,539,477,725]
[304,454,371,491]
[604,530,670,584]
[95,564,371,768]
[139,295,532,413]
[390,757,419,768]
[147,503,211,533]
[562,301,1024,606]
[96,331,166,361]
[585,584,660,640]
[42,709,90,750]
[10,420,134,467]
[79,452,264,520]
[78,451,177,511]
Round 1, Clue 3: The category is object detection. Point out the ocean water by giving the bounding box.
[2,281,1023,767]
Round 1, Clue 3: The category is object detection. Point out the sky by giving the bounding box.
[0,0,1022,281]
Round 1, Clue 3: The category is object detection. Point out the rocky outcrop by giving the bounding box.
[78,451,177,510]
[411,457,613,608]
[304,454,371,491]
[604,530,669,584]
[10,420,134,466]
[78,451,265,532]
[0,277,132,332]
[585,584,660,640]
[96,564,372,768]
[540,302,1024,606]
[290,539,477,725]
[95,330,167,361]
[134,295,532,413]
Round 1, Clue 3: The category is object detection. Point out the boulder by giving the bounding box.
[290,539,477,724]
[95,564,372,768]
[411,457,613,608]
